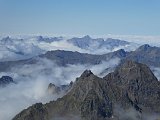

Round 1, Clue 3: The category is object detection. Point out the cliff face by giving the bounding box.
[13,61,160,120]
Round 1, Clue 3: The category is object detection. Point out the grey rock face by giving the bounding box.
[104,60,160,112]
[13,103,49,120]
[13,61,160,120]
[47,81,73,95]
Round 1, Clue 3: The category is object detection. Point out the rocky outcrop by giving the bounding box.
[67,35,130,51]
[0,76,15,87]
[12,61,160,120]
[47,81,73,95]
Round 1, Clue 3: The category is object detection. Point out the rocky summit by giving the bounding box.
[13,61,160,120]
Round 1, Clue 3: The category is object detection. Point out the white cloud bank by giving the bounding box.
[0,58,120,120]
[0,35,140,61]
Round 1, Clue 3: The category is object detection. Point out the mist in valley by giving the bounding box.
[0,36,160,120]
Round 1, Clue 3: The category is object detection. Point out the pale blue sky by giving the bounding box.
[0,0,160,36]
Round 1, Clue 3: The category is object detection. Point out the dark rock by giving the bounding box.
[13,61,160,120]
[0,76,15,87]
[13,103,49,120]
[80,70,93,78]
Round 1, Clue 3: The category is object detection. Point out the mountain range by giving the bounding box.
[67,35,137,53]
[0,44,160,73]
[0,36,139,61]
[13,60,160,120]
[1,36,160,120]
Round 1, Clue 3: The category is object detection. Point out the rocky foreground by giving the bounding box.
[13,60,160,120]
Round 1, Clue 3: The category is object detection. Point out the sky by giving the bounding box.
[0,0,160,36]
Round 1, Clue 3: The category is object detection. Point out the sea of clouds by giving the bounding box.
[0,35,160,120]
[0,57,120,120]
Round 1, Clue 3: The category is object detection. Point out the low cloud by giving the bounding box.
[0,58,120,120]
[0,35,160,120]
[0,36,140,61]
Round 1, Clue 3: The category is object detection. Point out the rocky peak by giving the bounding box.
[136,44,151,51]
[69,81,73,86]
[115,49,127,57]
[80,70,93,78]
[83,35,91,39]
[111,60,158,85]
[13,61,160,120]
[0,76,15,87]
[48,83,60,94]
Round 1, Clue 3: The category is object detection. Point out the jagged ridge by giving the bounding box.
[13,61,160,120]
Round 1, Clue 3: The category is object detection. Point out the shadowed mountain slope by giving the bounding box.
[0,49,127,72]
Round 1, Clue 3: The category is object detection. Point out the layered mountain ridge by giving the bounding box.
[13,60,160,120]
[0,44,160,73]
[0,35,137,61]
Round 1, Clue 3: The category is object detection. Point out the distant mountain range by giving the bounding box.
[0,49,127,72]
[0,36,44,61]
[68,35,138,54]
[13,60,160,120]
[1,36,160,120]
[0,35,139,61]
[0,44,160,73]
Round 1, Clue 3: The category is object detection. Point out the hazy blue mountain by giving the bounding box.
[0,49,127,72]
[126,44,160,67]
[36,36,63,43]
[67,35,139,54]
[0,35,139,61]
[1,44,160,72]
